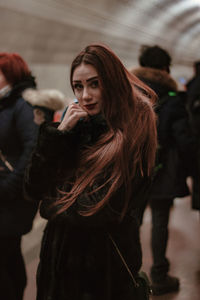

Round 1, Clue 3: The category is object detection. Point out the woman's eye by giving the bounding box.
[73,84,83,91]
[91,80,99,88]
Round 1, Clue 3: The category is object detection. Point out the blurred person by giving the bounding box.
[24,43,157,300]
[0,53,39,300]
[23,88,67,124]
[186,60,200,95]
[131,45,195,295]
[186,65,200,212]
[186,61,200,136]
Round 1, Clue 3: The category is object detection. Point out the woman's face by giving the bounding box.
[72,63,103,116]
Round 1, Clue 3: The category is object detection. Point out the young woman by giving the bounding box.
[0,53,38,300]
[24,44,157,300]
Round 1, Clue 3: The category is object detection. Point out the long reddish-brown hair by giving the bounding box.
[0,53,31,85]
[56,44,157,219]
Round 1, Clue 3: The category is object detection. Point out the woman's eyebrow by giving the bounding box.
[72,76,98,83]
[86,76,98,82]
[72,80,81,83]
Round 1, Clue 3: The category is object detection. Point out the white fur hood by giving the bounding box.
[23,88,67,111]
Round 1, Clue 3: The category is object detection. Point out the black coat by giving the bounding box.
[186,76,200,136]
[186,75,200,98]
[24,116,152,300]
[186,76,200,210]
[132,67,195,204]
[0,78,38,236]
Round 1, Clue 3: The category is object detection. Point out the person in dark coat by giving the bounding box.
[186,61,200,95]
[0,53,39,300]
[130,45,195,295]
[186,62,200,139]
[24,43,158,300]
[186,67,200,211]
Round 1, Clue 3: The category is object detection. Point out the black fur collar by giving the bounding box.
[72,114,108,146]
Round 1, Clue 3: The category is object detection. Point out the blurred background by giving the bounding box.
[1,0,200,98]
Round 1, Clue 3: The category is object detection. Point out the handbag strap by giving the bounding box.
[0,150,14,172]
[108,233,139,288]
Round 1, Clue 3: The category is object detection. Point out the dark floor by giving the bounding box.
[23,196,200,300]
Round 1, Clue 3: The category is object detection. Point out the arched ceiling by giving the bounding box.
[1,0,200,65]
[0,0,199,91]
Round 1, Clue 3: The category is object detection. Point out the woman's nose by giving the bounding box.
[82,88,91,100]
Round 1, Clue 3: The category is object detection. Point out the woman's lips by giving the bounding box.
[85,103,97,110]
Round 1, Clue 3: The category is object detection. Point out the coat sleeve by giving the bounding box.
[23,122,80,203]
[158,96,187,146]
[0,100,38,202]
[159,96,197,177]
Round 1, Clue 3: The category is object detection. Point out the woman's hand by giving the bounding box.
[58,103,88,132]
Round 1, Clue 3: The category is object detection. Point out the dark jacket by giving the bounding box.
[24,116,152,300]
[132,67,195,203]
[0,77,38,236]
[186,76,200,210]
[186,75,200,97]
[186,76,200,136]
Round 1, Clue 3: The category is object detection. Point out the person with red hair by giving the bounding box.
[24,44,157,300]
[0,53,38,300]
